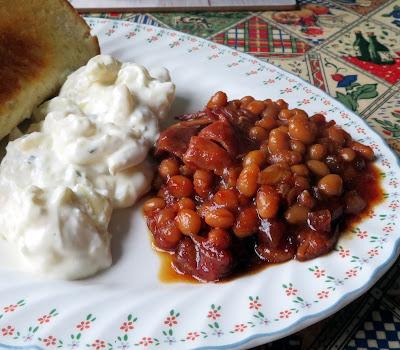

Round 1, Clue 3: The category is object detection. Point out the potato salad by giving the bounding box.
[0,55,175,279]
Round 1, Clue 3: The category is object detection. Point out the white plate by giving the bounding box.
[0,18,399,350]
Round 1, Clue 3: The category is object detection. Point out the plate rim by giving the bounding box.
[92,18,400,350]
[1,17,399,350]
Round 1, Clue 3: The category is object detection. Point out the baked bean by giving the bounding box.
[207,228,231,250]
[249,126,268,143]
[237,164,260,197]
[269,150,302,165]
[258,163,291,185]
[278,125,289,133]
[290,140,306,155]
[179,164,195,177]
[156,207,177,226]
[227,99,241,110]
[144,197,166,214]
[205,208,235,228]
[258,219,286,249]
[297,190,316,209]
[193,169,214,197]
[278,108,293,123]
[310,113,326,124]
[308,144,327,160]
[327,126,348,145]
[245,100,265,115]
[285,204,309,225]
[286,188,300,206]
[275,99,288,110]
[268,128,290,153]
[307,160,330,177]
[223,167,241,188]
[233,207,259,238]
[256,115,278,130]
[318,174,343,196]
[176,209,202,235]
[291,164,309,176]
[288,118,315,144]
[159,158,180,179]
[256,185,280,219]
[349,141,374,161]
[243,150,266,167]
[207,91,228,108]
[156,222,182,250]
[213,189,239,211]
[177,197,196,210]
[168,175,193,198]
[294,175,310,190]
[240,95,255,108]
[325,155,344,174]
[291,108,309,120]
[339,148,356,162]
[276,182,292,198]
[261,104,280,119]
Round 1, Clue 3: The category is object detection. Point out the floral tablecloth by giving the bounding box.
[85,1,400,349]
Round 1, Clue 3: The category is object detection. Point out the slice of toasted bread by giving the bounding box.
[0,0,99,140]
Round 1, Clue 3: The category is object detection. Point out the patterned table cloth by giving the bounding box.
[86,1,400,349]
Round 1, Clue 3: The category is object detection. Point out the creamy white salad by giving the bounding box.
[0,55,175,279]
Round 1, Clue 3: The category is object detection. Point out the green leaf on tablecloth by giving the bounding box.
[336,92,357,111]
[352,84,378,100]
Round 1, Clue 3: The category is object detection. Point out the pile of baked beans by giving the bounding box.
[144,91,377,282]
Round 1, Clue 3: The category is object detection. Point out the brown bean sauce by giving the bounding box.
[144,92,382,283]
[153,163,383,283]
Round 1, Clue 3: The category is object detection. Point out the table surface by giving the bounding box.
[84,1,400,349]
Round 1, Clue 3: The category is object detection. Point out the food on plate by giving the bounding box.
[0,0,99,140]
[0,55,175,279]
[144,92,381,282]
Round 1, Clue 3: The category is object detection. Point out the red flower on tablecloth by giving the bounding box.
[186,332,200,341]
[120,321,134,332]
[313,268,326,278]
[76,320,91,331]
[91,339,106,349]
[38,314,52,324]
[1,325,14,336]
[285,287,298,296]
[233,324,247,332]
[303,27,324,36]
[42,336,57,347]
[139,337,153,346]
[164,316,178,327]
[317,290,329,299]
[3,304,17,313]
[346,269,358,278]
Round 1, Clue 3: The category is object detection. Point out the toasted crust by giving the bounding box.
[0,0,99,140]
